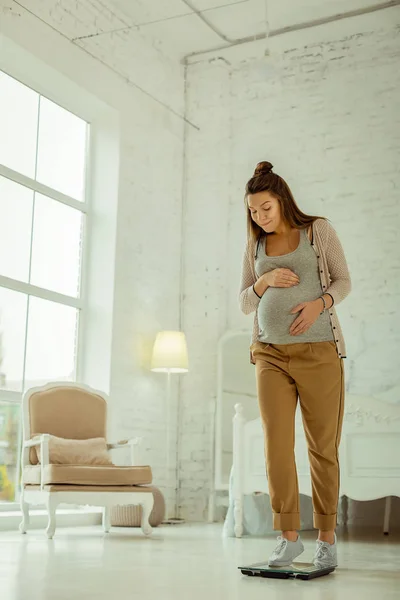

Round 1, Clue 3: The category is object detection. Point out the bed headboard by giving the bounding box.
[233,396,400,500]
[214,331,258,492]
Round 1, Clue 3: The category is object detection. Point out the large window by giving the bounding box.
[0,70,89,504]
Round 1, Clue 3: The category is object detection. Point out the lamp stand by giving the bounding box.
[163,370,184,525]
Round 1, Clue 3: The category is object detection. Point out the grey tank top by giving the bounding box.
[255,228,334,345]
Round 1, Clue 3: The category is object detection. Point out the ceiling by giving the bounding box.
[12,0,398,62]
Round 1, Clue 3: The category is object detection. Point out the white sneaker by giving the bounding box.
[268,534,305,567]
[313,533,338,568]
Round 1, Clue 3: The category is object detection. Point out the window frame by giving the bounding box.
[0,33,120,514]
[0,71,91,508]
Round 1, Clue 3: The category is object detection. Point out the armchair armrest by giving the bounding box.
[22,434,50,490]
[107,437,143,465]
[23,435,47,449]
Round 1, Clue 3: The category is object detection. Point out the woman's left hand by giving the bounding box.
[289,300,323,336]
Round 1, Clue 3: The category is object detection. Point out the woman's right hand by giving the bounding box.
[253,268,299,298]
[264,268,300,288]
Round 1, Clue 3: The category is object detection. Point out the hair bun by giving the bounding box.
[254,161,273,176]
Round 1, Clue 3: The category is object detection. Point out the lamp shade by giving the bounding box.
[151,331,189,373]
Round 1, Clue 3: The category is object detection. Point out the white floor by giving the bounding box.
[1,524,400,599]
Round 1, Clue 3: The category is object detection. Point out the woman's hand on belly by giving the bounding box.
[254,268,299,298]
[265,268,300,288]
[289,299,324,336]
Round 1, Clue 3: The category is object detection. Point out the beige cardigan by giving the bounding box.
[239,218,351,364]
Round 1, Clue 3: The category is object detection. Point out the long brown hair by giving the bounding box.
[244,161,325,245]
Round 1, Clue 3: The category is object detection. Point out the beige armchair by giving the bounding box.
[19,382,154,539]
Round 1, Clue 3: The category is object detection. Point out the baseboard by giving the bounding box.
[0,508,102,531]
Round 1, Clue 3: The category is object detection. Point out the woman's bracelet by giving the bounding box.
[319,295,327,314]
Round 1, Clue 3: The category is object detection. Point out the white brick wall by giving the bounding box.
[181,18,400,521]
[2,1,400,525]
[0,1,185,506]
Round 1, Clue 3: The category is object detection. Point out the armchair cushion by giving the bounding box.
[23,464,152,487]
[34,435,113,466]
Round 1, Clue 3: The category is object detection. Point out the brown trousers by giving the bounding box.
[251,340,345,532]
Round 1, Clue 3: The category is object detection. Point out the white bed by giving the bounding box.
[210,330,400,535]
[231,396,400,537]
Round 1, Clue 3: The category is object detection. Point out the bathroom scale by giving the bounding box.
[239,561,335,580]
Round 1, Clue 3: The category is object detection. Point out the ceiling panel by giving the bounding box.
[15,0,133,40]
[134,11,223,58]
[203,0,267,40]
[108,0,194,24]
[189,0,253,10]
[17,0,396,62]
[267,0,394,31]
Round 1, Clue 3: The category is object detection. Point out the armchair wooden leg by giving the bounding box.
[103,507,111,533]
[140,496,153,536]
[19,492,30,534]
[383,496,392,535]
[46,495,58,539]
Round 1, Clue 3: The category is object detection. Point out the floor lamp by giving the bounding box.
[151,331,188,524]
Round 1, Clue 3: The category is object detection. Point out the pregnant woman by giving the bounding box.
[239,161,351,569]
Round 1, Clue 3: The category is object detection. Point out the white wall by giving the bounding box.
[0,1,185,503]
[180,9,400,521]
[1,0,399,524]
